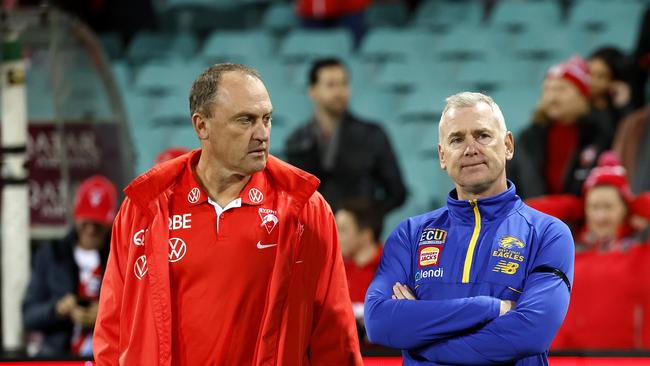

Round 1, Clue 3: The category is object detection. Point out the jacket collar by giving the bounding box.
[446,180,522,223]
[124,149,320,219]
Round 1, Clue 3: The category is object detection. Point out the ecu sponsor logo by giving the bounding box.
[499,235,525,249]
[418,228,447,246]
[493,260,519,275]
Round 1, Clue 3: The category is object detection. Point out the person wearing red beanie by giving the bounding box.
[508,55,615,200]
[527,152,650,351]
[528,151,648,252]
[23,175,118,357]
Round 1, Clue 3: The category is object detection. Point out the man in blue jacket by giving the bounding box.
[365,92,574,365]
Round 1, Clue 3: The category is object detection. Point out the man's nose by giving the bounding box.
[253,120,270,141]
[463,138,479,156]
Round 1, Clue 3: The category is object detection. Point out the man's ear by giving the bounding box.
[438,144,447,171]
[192,113,208,140]
[505,131,514,161]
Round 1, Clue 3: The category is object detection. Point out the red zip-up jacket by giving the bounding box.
[93,150,362,365]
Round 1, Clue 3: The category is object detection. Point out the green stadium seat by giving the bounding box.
[491,87,541,137]
[491,0,563,31]
[201,31,274,65]
[434,26,496,61]
[456,59,528,92]
[127,32,198,63]
[158,0,249,32]
[512,30,573,62]
[570,0,643,32]
[366,2,409,28]
[349,89,397,126]
[134,61,203,95]
[262,2,298,33]
[269,89,312,129]
[359,28,435,63]
[375,61,420,93]
[279,29,353,63]
[413,0,484,31]
[150,93,191,127]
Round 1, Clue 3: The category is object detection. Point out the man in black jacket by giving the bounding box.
[286,58,407,214]
[22,175,116,357]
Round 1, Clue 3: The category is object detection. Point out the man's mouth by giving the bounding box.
[249,147,266,155]
[462,161,486,168]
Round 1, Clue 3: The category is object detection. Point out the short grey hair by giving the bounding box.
[438,92,507,140]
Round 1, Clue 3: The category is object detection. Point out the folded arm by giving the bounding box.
[364,220,501,350]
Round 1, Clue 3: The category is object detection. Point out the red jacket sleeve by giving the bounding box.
[93,199,132,365]
[305,194,363,366]
[525,194,584,223]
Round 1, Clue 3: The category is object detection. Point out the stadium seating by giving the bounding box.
[365,2,409,28]
[359,28,436,63]
[89,0,645,239]
[134,60,203,96]
[201,31,274,65]
[280,29,354,63]
[261,2,298,33]
[126,32,198,63]
[491,0,564,31]
[412,0,484,31]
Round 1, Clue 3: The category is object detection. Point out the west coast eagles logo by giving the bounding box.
[493,235,526,263]
[499,236,525,249]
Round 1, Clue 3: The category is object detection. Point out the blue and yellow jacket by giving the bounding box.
[365,182,574,365]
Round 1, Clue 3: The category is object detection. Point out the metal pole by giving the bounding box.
[1,23,30,353]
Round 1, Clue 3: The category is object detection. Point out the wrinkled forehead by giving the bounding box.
[439,104,500,137]
[214,73,273,113]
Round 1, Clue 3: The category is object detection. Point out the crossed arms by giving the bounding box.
[364,221,574,364]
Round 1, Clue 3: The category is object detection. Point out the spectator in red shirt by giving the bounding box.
[295,0,371,47]
[526,153,650,350]
[335,197,383,342]
[527,151,650,252]
[23,175,117,357]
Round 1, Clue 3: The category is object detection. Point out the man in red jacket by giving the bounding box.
[93,63,362,366]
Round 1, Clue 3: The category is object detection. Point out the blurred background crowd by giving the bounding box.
[2,0,650,360]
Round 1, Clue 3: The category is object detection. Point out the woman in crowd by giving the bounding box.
[509,56,614,199]
[527,152,650,350]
